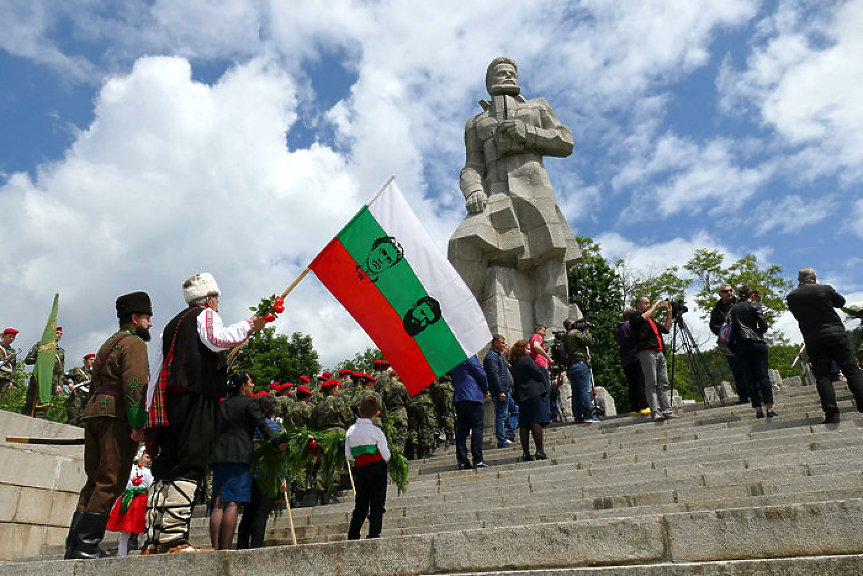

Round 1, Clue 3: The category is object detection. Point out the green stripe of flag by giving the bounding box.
[337,207,466,375]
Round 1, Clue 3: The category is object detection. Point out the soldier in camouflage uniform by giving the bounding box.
[380,368,410,452]
[0,328,19,405]
[22,326,65,418]
[351,373,384,427]
[408,383,438,460]
[275,382,295,423]
[431,373,456,446]
[311,379,353,504]
[64,353,95,427]
[283,385,314,506]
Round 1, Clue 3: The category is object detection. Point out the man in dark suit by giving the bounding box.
[787,268,863,424]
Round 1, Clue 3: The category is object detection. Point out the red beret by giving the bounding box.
[83,353,95,360]
[357,373,376,382]
[269,382,280,390]
[56,326,63,331]
[298,375,310,383]
[322,371,333,377]
[338,368,353,376]
[316,375,327,382]
[283,381,295,388]
[320,379,342,388]
[373,360,390,368]
[296,385,312,397]
[3,328,18,335]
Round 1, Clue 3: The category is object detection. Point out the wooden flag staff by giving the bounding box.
[282,486,298,545]
[227,267,311,366]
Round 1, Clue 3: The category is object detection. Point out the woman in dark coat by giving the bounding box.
[209,372,273,550]
[509,339,551,461]
[731,285,777,419]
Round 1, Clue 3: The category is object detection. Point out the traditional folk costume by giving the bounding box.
[144,273,256,553]
[107,460,153,556]
[65,356,94,427]
[0,328,18,404]
[65,292,151,560]
[345,417,391,539]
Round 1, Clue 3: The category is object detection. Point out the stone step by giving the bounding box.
[6,499,861,575]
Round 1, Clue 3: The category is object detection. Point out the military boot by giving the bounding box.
[68,512,109,560]
[63,511,83,559]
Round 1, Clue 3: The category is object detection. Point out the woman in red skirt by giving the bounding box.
[107,449,153,556]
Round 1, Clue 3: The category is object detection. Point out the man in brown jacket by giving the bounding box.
[64,291,152,560]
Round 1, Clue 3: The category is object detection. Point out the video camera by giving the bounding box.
[668,297,688,320]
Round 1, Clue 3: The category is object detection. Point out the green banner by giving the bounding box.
[35,294,59,404]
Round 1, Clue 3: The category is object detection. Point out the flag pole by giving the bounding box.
[365,175,395,206]
[282,486,298,545]
[227,267,311,367]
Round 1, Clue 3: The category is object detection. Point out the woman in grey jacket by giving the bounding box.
[730,286,777,419]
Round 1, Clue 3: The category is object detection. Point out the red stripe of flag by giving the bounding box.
[310,238,437,394]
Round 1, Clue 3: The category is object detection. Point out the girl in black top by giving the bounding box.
[509,339,551,461]
[730,286,777,418]
[209,372,272,550]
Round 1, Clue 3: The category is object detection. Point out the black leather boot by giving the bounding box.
[63,511,83,560]
[69,512,109,559]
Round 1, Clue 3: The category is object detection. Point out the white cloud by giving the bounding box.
[615,136,773,218]
[751,194,837,235]
[718,0,863,183]
[0,56,371,366]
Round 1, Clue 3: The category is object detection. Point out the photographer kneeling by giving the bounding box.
[564,318,600,424]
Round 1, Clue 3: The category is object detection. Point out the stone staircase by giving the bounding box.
[4,381,861,574]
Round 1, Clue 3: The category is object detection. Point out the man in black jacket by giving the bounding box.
[787,268,863,424]
[709,284,749,404]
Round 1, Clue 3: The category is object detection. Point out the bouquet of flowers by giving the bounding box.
[250,294,285,323]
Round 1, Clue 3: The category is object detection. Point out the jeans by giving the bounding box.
[567,362,594,422]
[455,401,484,466]
[493,394,518,446]
[725,353,750,401]
[734,340,773,408]
[638,350,673,416]
[506,395,519,439]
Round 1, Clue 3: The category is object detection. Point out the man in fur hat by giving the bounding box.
[64,291,153,560]
[143,273,265,553]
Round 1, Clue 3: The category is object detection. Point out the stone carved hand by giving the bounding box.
[499,119,526,143]
[465,191,488,214]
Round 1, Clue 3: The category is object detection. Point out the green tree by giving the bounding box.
[335,347,384,374]
[233,328,320,391]
[683,250,793,325]
[568,237,628,408]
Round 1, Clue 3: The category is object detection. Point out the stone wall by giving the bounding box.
[0,410,85,561]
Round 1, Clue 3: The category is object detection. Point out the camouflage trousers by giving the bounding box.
[388,407,408,452]
[408,404,437,450]
[65,394,87,427]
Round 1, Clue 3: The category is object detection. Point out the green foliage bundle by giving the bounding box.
[381,413,409,494]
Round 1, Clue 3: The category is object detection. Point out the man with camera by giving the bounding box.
[564,318,600,424]
[709,284,749,404]
[630,297,678,421]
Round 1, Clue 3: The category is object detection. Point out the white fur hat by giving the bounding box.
[183,273,221,304]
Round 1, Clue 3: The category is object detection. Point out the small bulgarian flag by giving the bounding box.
[310,178,491,396]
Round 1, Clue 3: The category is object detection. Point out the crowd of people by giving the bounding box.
[3,265,860,559]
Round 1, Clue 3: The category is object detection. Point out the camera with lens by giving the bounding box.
[550,330,566,369]
[668,298,688,320]
[572,318,595,331]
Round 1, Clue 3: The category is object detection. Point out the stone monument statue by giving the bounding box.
[448,56,581,343]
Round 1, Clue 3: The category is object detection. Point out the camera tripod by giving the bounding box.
[668,314,726,407]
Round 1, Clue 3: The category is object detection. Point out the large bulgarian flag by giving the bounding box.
[309,178,491,396]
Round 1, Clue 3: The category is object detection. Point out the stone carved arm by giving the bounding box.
[460,119,488,214]
[522,98,573,158]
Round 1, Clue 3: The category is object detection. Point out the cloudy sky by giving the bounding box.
[1,0,861,369]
